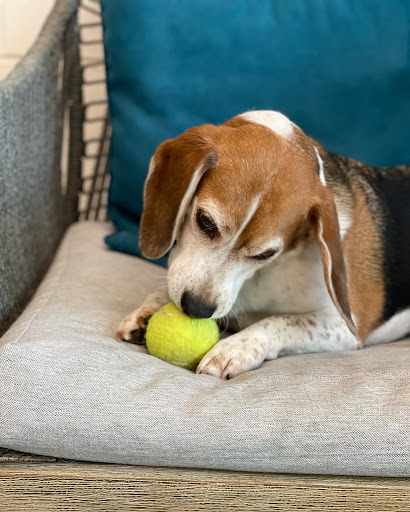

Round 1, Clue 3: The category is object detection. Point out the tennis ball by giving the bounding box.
[146,302,219,371]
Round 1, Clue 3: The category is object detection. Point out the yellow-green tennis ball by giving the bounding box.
[146,302,219,371]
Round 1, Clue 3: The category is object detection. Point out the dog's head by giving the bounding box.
[140,111,355,333]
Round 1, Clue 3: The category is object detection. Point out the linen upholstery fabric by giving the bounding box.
[1,221,410,477]
[101,0,410,260]
[0,0,80,336]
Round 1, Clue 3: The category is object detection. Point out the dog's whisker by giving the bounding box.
[231,309,242,331]
[218,315,229,335]
[150,275,170,282]
[233,298,248,322]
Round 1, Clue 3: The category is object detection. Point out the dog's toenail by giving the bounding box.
[128,328,146,345]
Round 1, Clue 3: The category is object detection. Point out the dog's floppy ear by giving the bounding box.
[310,189,356,335]
[140,125,218,259]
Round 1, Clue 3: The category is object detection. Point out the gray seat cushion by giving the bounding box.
[1,221,410,476]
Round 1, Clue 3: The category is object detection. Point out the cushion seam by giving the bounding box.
[8,230,73,345]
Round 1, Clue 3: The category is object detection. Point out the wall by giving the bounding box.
[0,0,54,79]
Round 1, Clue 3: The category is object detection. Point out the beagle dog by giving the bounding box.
[117,110,410,380]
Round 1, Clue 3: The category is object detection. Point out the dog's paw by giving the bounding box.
[196,335,266,380]
[116,306,157,344]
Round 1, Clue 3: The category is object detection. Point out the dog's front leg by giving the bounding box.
[116,285,169,343]
[196,311,359,379]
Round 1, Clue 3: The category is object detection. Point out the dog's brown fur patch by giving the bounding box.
[343,184,385,340]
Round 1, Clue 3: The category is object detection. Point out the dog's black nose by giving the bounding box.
[181,292,216,319]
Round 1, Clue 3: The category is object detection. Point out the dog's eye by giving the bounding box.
[196,208,219,239]
[249,248,277,261]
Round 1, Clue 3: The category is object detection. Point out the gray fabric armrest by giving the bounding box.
[0,0,80,335]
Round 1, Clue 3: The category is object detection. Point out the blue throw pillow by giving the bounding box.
[101,0,410,265]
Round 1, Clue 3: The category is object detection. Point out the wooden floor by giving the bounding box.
[1,462,410,511]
